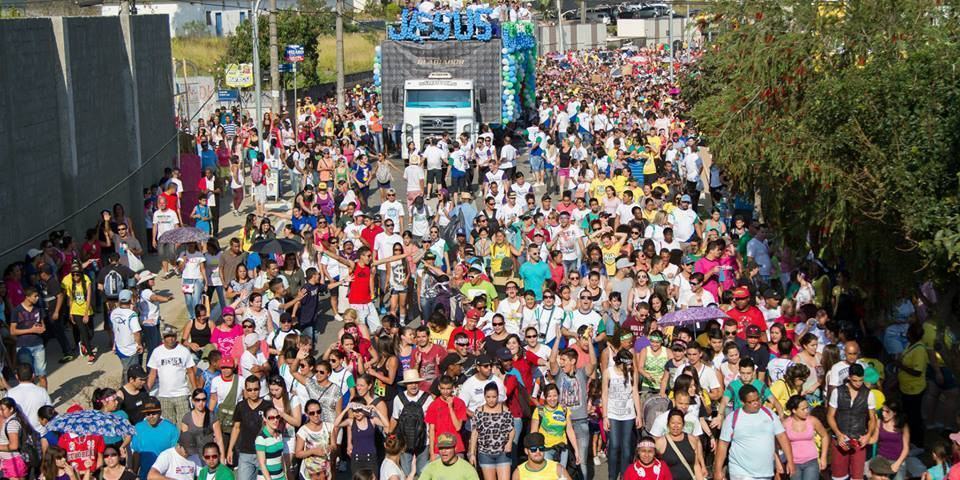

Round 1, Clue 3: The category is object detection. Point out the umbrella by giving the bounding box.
[251,238,303,256]
[157,227,210,244]
[658,306,728,326]
[46,410,136,437]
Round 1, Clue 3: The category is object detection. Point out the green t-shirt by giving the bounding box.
[461,280,498,309]
[737,232,753,258]
[724,378,771,410]
[420,457,481,480]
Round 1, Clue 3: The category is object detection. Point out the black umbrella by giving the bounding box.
[251,238,303,256]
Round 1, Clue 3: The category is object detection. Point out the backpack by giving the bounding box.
[251,163,264,185]
[217,376,240,431]
[103,269,124,300]
[5,419,41,473]
[729,406,774,441]
[397,393,429,452]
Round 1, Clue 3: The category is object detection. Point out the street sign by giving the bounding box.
[224,63,254,87]
[278,63,294,73]
[284,44,304,62]
[217,89,239,102]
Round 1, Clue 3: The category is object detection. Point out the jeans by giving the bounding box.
[182,278,204,320]
[290,170,302,195]
[206,285,226,312]
[237,452,259,480]
[562,259,579,277]
[607,419,635,480]
[118,353,142,382]
[421,297,438,323]
[373,131,384,154]
[791,459,820,480]
[401,448,429,479]
[16,344,46,376]
[544,445,569,470]
[142,324,161,360]
[572,419,590,479]
[46,316,76,356]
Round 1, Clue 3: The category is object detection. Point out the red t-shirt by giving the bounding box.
[726,306,767,339]
[424,396,468,454]
[414,344,448,392]
[347,265,373,304]
[360,226,383,251]
[59,432,105,473]
[775,315,802,340]
[448,327,485,352]
[624,460,673,480]
[161,192,179,213]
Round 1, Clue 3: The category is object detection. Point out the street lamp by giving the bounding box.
[252,0,264,152]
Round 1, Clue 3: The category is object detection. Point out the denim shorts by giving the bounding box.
[478,452,512,467]
[530,155,544,171]
[17,344,46,376]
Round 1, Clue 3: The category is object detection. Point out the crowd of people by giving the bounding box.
[0,43,958,480]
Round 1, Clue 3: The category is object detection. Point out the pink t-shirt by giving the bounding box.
[694,257,721,299]
[211,324,242,357]
[783,417,818,464]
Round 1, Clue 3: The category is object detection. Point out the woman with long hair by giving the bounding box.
[381,432,416,480]
[241,214,258,252]
[654,409,705,480]
[386,242,410,324]
[62,262,95,364]
[226,263,254,308]
[268,376,302,476]
[624,436,673,480]
[39,445,81,480]
[295,399,335,480]
[241,292,274,340]
[783,395,830,480]
[770,364,811,410]
[92,388,131,457]
[531,383,581,467]
[469,383,515,480]
[792,333,824,406]
[0,398,36,480]
[179,387,225,463]
[229,155,245,216]
[868,400,911,480]
[368,336,399,406]
[603,349,643,480]
[204,238,226,308]
[256,406,288,480]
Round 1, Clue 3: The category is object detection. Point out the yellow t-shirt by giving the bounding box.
[897,343,928,395]
[429,325,456,349]
[770,379,801,409]
[611,175,628,194]
[532,405,570,447]
[61,274,94,316]
[490,242,511,274]
[590,178,613,200]
[643,156,657,176]
[600,242,622,275]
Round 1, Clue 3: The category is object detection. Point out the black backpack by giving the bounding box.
[397,393,429,452]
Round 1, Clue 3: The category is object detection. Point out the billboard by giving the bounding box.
[381,39,502,125]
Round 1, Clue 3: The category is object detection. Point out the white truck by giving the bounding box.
[400,75,479,159]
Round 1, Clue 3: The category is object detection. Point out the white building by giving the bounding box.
[101,0,304,38]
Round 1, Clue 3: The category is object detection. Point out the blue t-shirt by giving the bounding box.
[131,419,179,480]
[518,261,552,300]
[200,149,218,171]
[719,408,784,478]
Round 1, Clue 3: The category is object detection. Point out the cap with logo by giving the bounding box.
[732,286,751,299]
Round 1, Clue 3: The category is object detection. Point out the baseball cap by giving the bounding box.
[243,332,259,348]
[142,396,162,413]
[220,356,236,369]
[680,194,692,203]
[682,255,697,265]
[127,365,148,380]
[466,309,481,320]
[671,339,687,350]
[162,325,178,337]
[439,354,465,372]
[118,289,133,303]
[763,288,782,301]
[745,325,762,338]
[436,433,458,449]
[27,248,43,259]
[615,258,632,270]
[476,354,494,366]
[496,348,513,361]
[732,286,751,299]
[863,366,880,384]
[222,306,236,317]
[524,432,546,449]
[869,457,896,476]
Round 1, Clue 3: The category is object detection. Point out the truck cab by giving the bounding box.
[401,76,478,159]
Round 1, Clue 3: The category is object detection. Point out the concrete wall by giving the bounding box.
[0,15,175,267]
[536,22,608,53]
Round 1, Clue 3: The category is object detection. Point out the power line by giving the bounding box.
[0,87,219,259]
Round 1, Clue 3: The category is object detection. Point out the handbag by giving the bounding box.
[666,435,696,480]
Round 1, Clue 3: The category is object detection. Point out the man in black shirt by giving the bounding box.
[227,375,271,476]
[741,324,771,382]
[297,268,322,343]
[39,265,77,362]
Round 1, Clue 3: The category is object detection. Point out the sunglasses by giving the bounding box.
[528,446,546,452]
[266,415,281,421]
[307,410,321,416]
[525,334,538,338]
[203,454,220,460]
[194,397,208,402]
[316,370,329,375]
[455,341,470,347]
[243,324,255,329]
[724,331,737,336]
[104,452,119,458]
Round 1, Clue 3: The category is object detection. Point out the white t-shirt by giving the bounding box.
[138,288,160,326]
[6,383,52,432]
[457,375,507,412]
[210,374,242,408]
[403,165,426,193]
[151,447,197,480]
[826,360,867,389]
[767,358,793,383]
[500,144,517,168]
[649,406,704,437]
[828,386,877,410]
[424,146,444,170]
[373,232,403,271]
[746,238,773,276]
[616,203,637,225]
[679,289,716,309]
[241,350,269,393]
[179,251,205,281]
[567,309,603,335]
[152,209,180,238]
[670,208,699,242]
[147,345,196,398]
[381,458,405,480]
[379,201,405,227]
[110,307,142,356]
[671,363,722,392]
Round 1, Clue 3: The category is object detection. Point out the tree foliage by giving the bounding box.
[219,2,359,89]
[686,0,960,316]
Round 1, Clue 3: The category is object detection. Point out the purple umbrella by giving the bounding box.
[658,306,728,326]
[157,226,210,244]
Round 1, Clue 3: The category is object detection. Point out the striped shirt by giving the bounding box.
[254,427,285,479]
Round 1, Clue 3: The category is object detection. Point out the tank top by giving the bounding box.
[351,420,376,455]
[660,434,696,480]
[120,385,150,425]
[518,460,562,480]
[641,346,668,391]
[606,367,637,421]
[191,319,212,347]
[876,425,904,460]
[784,417,818,464]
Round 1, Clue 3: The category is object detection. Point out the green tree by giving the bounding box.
[685,1,960,325]
[218,5,354,89]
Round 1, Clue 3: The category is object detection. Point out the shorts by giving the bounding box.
[1,456,27,478]
[530,155,544,172]
[253,184,267,204]
[158,242,176,262]
[558,168,571,178]
[349,302,381,332]
[16,344,46,376]
[478,452,512,467]
[427,169,443,185]
[378,181,391,189]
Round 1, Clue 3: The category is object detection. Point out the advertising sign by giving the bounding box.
[225,63,254,87]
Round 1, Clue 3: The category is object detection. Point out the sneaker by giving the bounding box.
[91,346,99,355]
[593,456,601,466]
[334,313,344,322]
[78,343,87,357]
[58,355,75,364]
[87,355,95,365]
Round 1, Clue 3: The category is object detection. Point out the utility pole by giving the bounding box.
[579,0,585,24]
[555,0,565,53]
[269,0,280,117]
[336,0,345,110]
[182,59,191,126]
[252,0,263,152]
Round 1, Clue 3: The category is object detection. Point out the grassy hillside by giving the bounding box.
[172,36,229,76]
[315,32,383,82]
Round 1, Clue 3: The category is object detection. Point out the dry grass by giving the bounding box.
[172,36,229,76]
[315,32,384,82]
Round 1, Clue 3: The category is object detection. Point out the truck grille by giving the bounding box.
[420,116,457,138]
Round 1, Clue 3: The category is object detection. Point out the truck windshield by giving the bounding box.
[406,89,471,108]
